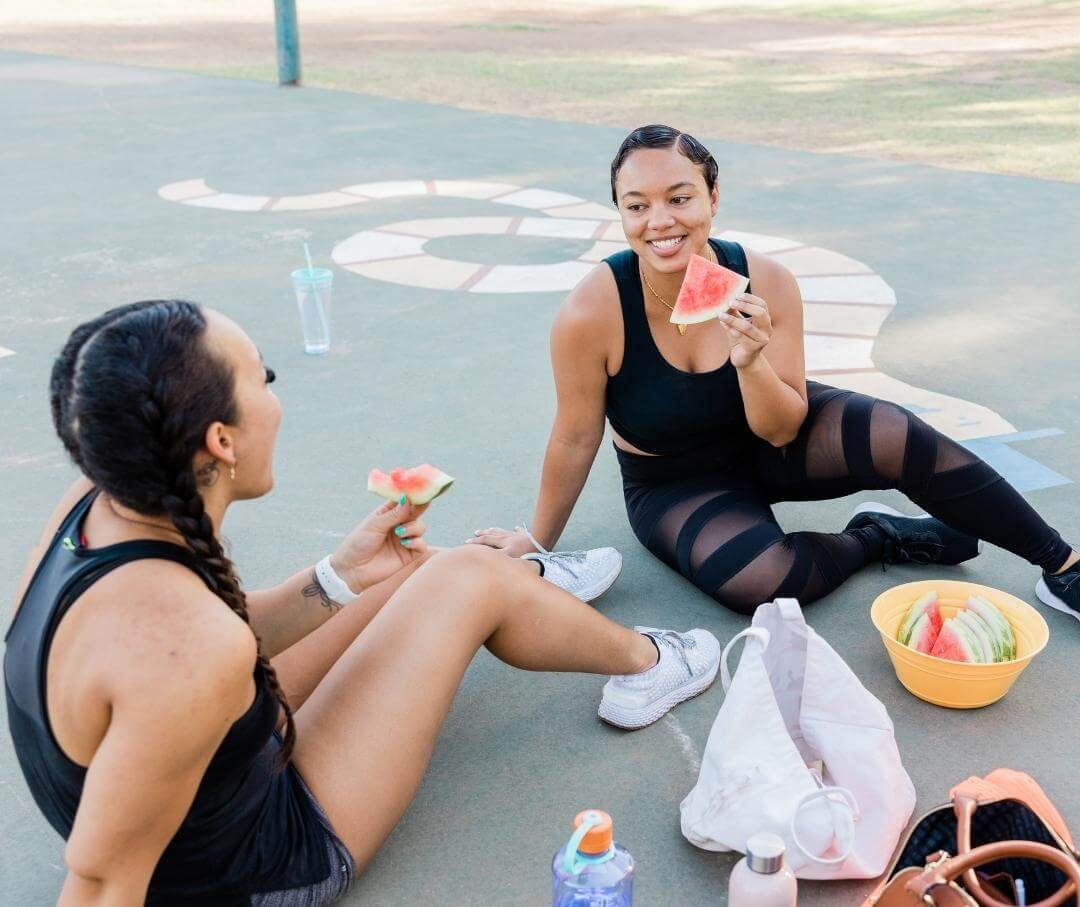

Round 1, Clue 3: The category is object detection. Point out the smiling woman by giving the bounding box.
[472,123,1080,619]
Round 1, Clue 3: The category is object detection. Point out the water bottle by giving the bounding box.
[551,809,633,906]
[727,832,798,907]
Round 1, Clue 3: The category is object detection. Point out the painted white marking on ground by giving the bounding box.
[663,713,702,777]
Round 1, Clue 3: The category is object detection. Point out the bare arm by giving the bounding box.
[727,253,808,447]
[245,497,432,657]
[529,300,611,549]
[57,607,257,906]
[472,268,616,554]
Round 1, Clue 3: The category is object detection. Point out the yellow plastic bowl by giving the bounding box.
[870,579,1049,709]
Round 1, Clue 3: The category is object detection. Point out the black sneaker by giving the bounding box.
[846,502,982,566]
[1035,566,1080,622]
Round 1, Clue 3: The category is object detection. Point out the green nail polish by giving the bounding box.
[394,526,406,537]
[399,494,408,506]
[400,538,411,547]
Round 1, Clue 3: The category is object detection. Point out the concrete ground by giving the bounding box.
[1,51,1078,905]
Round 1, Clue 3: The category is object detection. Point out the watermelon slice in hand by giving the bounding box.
[368,464,454,506]
[670,252,750,326]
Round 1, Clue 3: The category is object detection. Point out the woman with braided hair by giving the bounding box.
[5,300,723,905]
[472,124,1080,618]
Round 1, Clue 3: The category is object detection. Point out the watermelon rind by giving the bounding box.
[367,465,455,506]
[897,590,940,646]
[955,610,998,663]
[670,255,750,325]
[906,611,940,655]
[966,595,1016,661]
[930,617,982,663]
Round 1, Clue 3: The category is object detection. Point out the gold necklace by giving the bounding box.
[640,241,716,336]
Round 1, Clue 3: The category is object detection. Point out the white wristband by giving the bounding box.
[314,555,359,605]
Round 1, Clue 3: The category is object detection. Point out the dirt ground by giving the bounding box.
[2,0,1078,179]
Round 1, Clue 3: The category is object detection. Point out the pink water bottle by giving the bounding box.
[728,832,798,906]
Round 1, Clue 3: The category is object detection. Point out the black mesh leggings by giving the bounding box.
[619,382,1071,615]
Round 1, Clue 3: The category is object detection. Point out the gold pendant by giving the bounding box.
[677,324,688,336]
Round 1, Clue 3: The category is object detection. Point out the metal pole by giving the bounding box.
[274,0,301,86]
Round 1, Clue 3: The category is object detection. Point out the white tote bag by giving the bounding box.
[680,598,915,880]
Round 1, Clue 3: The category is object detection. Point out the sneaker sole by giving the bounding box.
[851,501,984,555]
[577,556,623,604]
[1035,577,1080,623]
[597,654,721,730]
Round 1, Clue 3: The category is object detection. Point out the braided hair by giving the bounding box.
[50,300,296,765]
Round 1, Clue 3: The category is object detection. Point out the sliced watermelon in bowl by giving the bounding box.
[907,611,941,655]
[929,618,983,663]
[670,253,749,326]
[896,590,941,646]
[368,464,454,505]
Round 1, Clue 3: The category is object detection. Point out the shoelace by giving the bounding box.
[867,516,945,571]
[639,628,696,678]
[519,524,588,564]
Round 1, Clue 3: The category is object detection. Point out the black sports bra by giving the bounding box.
[604,238,757,464]
[4,488,332,903]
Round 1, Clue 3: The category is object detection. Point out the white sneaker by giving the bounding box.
[520,524,622,603]
[598,628,721,730]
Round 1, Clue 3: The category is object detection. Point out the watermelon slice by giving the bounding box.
[906,611,941,655]
[955,610,996,663]
[896,591,942,646]
[670,253,750,326]
[930,618,981,663]
[966,595,1016,661]
[367,464,454,505]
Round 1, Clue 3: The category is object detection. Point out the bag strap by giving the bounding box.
[953,795,1079,907]
[790,786,860,866]
[719,627,770,692]
[907,842,1080,906]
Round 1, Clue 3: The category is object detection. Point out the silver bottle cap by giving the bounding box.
[746,832,786,874]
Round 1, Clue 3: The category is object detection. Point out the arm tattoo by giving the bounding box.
[302,569,342,614]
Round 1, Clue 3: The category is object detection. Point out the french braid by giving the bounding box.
[61,300,296,765]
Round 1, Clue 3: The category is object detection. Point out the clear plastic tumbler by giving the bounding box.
[291,267,334,354]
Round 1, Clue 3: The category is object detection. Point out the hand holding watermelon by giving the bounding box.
[329,496,431,593]
[718,292,773,369]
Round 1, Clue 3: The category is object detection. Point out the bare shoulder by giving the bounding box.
[551,263,621,365]
[746,249,801,319]
[95,560,258,713]
[554,262,620,335]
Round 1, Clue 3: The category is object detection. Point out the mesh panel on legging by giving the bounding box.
[621,383,1070,615]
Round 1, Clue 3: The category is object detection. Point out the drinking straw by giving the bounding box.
[301,242,330,345]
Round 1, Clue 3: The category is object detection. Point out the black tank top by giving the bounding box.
[4,489,331,904]
[604,238,757,463]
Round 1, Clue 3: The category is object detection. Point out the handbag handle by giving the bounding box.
[907,841,1080,905]
[953,795,1079,907]
[719,627,770,691]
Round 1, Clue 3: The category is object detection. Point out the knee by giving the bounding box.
[708,585,769,617]
[421,544,517,598]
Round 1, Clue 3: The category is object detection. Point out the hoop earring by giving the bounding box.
[229,464,236,481]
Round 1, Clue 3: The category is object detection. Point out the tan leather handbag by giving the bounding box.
[864,770,1079,906]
